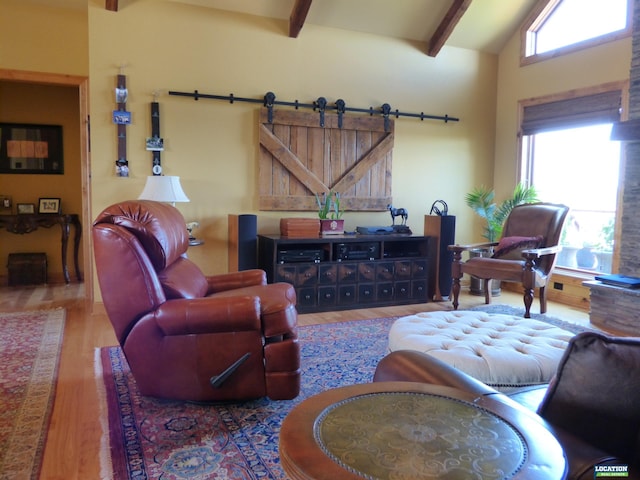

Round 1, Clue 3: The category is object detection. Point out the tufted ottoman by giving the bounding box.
[388,310,575,391]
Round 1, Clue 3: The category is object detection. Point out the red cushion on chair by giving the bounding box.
[492,235,544,260]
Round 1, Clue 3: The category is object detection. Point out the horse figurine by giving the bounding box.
[387,204,408,226]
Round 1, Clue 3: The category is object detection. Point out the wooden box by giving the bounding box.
[280,218,320,238]
[7,253,47,286]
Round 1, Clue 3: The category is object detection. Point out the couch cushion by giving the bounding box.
[158,257,208,299]
[538,332,640,466]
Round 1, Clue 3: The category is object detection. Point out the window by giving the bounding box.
[522,0,630,63]
[519,88,623,274]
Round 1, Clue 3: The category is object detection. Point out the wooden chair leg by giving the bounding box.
[484,279,492,304]
[523,288,534,318]
[539,286,547,314]
[451,249,463,310]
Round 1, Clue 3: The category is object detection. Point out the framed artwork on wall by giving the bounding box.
[0,123,63,174]
[38,198,61,214]
[17,203,35,214]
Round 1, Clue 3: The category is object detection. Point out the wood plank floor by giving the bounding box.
[0,282,592,480]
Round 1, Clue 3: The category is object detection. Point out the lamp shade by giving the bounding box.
[138,176,190,203]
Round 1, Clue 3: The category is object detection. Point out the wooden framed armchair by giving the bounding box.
[449,202,569,318]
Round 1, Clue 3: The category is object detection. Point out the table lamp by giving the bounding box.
[138,175,190,205]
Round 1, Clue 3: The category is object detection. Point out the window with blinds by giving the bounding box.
[518,85,625,274]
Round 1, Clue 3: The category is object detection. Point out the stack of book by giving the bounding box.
[280,218,320,238]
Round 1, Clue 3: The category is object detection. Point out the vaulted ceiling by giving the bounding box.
[28,0,540,56]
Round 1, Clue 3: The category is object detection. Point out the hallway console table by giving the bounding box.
[0,213,82,284]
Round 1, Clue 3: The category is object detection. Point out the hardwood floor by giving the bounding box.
[0,282,592,480]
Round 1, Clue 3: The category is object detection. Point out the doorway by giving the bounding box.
[0,68,92,307]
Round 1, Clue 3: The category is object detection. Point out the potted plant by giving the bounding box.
[465,183,538,295]
[465,183,538,243]
[316,190,344,235]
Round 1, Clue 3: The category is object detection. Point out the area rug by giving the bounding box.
[0,308,66,480]
[97,317,396,480]
[97,309,589,480]
[470,303,596,334]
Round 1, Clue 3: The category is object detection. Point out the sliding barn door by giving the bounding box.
[259,108,394,212]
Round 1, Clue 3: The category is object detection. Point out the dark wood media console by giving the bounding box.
[258,234,432,313]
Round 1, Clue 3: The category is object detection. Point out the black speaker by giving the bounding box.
[228,214,257,271]
[424,214,456,300]
[437,216,456,297]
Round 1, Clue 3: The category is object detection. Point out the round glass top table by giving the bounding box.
[279,382,566,480]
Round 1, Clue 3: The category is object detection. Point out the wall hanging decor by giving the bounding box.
[0,123,63,174]
[145,93,164,175]
[113,69,130,177]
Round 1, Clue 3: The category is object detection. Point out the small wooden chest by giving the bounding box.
[7,253,47,286]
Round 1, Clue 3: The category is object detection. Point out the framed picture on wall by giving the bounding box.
[38,198,61,214]
[17,203,35,214]
[0,123,63,174]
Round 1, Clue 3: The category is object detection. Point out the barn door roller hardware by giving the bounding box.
[168,90,459,131]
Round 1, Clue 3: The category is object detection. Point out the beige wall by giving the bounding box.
[0,0,88,77]
[87,1,498,287]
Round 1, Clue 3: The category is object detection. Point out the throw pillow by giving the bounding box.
[492,235,544,260]
[538,332,640,465]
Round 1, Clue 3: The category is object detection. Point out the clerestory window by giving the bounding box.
[521,0,630,65]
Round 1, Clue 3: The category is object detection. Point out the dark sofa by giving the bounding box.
[374,331,640,480]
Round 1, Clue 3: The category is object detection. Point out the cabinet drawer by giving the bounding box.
[375,262,394,282]
[358,262,376,282]
[394,260,412,279]
[297,287,316,308]
[318,286,337,307]
[358,283,376,303]
[338,263,358,283]
[412,260,428,278]
[319,264,338,284]
[296,264,318,286]
[275,265,296,284]
[412,279,428,300]
[395,280,411,300]
[338,284,357,305]
[377,282,394,301]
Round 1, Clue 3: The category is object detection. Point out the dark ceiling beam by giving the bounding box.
[289,0,312,38]
[105,0,118,12]
[427,0,472,57]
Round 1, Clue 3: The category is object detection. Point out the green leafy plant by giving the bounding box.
[315,191,343,220]
[465,183,538,242]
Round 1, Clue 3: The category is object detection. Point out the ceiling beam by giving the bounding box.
[427,0,472,57]
[105,0,118,12]
[289,0,312,38]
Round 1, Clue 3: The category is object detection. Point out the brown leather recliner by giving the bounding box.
[374,331,640,480]
[93,200,300,402]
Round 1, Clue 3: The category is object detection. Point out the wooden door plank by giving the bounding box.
[260,124,327,194]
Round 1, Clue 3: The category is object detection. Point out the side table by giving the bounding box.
[279,382,566,480]
[0,213,82,283]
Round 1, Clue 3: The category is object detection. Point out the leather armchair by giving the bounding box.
[374,331,640,480]
[92,200,300,402]
[449,202,569,318]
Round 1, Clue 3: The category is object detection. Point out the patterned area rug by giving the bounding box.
[97,317,396,480]
[0,308,66,480]
[97,309,587,480]
[470,303,595,334]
